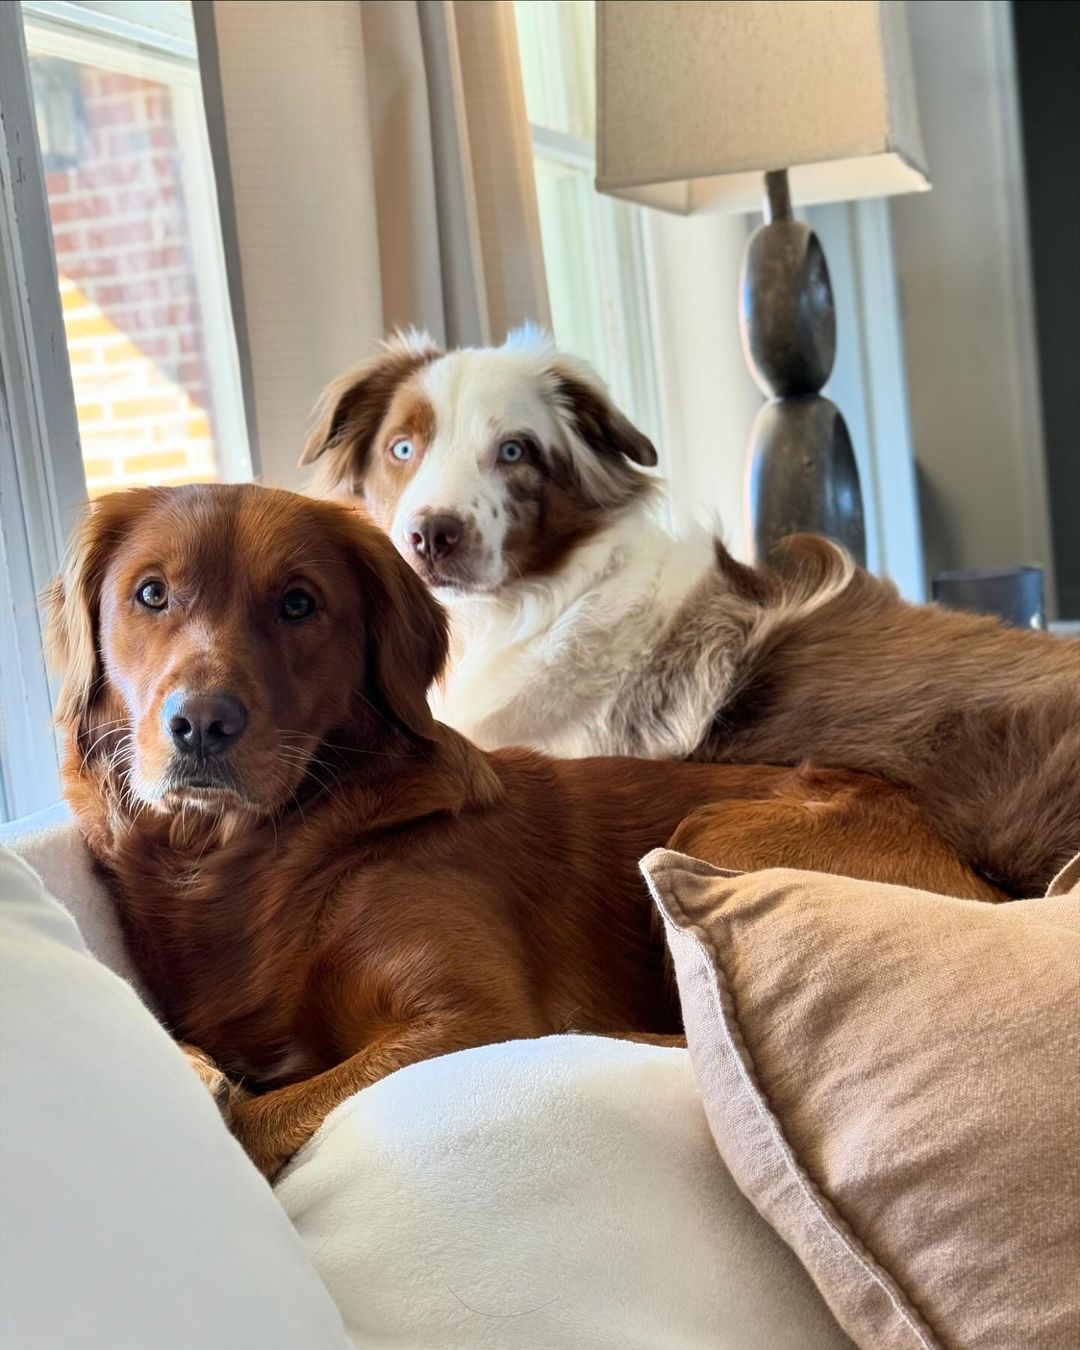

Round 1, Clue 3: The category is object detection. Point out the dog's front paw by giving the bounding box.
[227,1097,294,1181]
[178,1043,245,1125]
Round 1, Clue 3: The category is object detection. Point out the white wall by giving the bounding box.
[890,0,1053,603]
[808,199,926,600]
[643,211,761,561]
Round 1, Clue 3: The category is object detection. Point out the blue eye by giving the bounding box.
[136,579,168,609]
[390,439,414,462]
[497,440,525,464]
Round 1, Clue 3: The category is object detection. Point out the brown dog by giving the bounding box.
[48,485,1001,1176]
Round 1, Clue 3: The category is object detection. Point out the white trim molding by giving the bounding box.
[0,3,84,817]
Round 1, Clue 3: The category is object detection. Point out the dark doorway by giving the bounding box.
[1012,0,1080,619]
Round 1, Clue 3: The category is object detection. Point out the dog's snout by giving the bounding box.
[407,512,464,563]
[163,690,248,757]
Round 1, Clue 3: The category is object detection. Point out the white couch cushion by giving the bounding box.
[277,1035,851,1349]
[0,803,141,989]
[0,845,349,1350]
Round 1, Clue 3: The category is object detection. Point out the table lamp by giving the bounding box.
[595,0,930,566]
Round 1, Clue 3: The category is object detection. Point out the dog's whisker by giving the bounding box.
[79,718,129,767]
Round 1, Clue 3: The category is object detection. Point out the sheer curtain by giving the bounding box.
[193,0,550,484]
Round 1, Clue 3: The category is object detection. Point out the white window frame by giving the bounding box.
[527,122,665,464]
[1,3,83,819]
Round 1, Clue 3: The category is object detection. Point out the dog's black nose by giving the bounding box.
[163,691,248,757]
[407,512,464,563]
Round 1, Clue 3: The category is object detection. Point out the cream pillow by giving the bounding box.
[0,846,348,1350]
[642,851,1080,1350]
[277,1035,853,1349]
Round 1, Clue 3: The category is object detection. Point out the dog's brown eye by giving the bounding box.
[136,579,168,610]
[280,588,316,622]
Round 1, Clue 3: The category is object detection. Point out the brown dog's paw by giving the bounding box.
[178,1043,243,1125]
[179,1046,286,1178]
[227,1098,293,1181]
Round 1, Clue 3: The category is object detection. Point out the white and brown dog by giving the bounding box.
[301,328,1080,895]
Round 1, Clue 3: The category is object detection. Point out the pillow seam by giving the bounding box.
[659,878,944,1350]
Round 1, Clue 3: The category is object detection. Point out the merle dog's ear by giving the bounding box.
[299,331,441,489]
[548,355,658,469]
[531,347,658,510]
[44,489,155,746]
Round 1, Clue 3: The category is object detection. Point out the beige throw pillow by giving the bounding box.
[642,851,1080,1350]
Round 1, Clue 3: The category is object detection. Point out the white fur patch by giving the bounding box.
[388,342,566,590]
[432,500,720,757]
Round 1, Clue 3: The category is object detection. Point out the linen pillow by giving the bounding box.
[641,850,1080,1350]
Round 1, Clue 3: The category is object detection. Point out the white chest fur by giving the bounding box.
[430,508,719,758]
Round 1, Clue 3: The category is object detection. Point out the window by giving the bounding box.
[511,0,760,550]
[513,0,663,457]
[22,0,249,495]
[511,2,923,596]
[1,1,247,820]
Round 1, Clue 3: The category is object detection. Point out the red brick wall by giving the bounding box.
[36,60,219,495]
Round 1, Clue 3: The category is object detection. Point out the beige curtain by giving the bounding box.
[193,0,550,485]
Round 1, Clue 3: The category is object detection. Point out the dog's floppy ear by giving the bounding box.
[44,490,150,745]
[548,353,658,469]
[532,348,658,510]
[299,331,441,490]
[332,506,448,742]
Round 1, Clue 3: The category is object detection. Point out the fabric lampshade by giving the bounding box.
[596,0,930,214]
